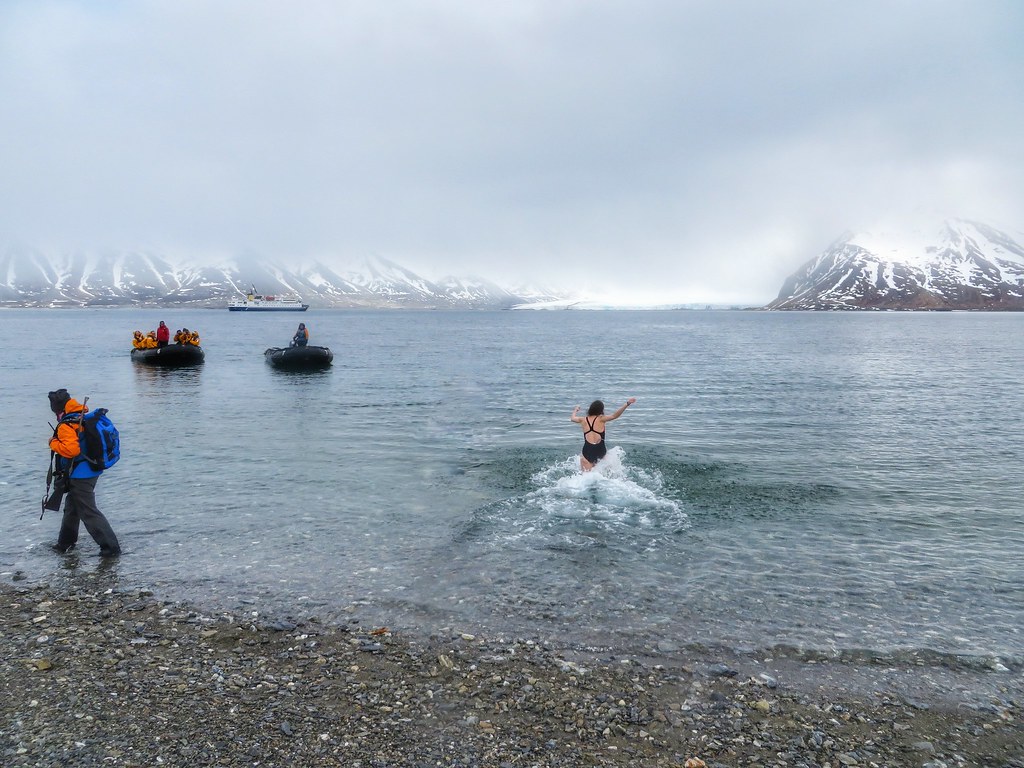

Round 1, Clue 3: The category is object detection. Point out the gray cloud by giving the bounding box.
[2,0,1021,303]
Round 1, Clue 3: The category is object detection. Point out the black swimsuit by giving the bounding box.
[581,417,607,464]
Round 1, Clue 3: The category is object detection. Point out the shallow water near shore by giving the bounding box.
[1,308,1022,676]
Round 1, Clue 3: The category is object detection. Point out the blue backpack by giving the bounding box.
[64,408,120,471]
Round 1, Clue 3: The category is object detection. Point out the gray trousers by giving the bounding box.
[57,476,121,555]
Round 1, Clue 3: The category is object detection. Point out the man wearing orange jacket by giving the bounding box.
[47,389,121,557]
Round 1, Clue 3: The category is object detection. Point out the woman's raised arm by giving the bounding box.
[603,397,636,422]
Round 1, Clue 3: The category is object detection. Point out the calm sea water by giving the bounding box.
[1,309,1022,668]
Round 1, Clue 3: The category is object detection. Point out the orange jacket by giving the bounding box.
[49,399,87,459]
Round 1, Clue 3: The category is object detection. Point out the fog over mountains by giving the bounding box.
[0,246,562,309]
[5,219,1024,311]
[768,219,1024,311]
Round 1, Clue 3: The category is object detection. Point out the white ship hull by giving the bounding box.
[228,290,309,311]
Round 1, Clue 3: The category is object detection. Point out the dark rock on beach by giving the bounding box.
[1,583,1021,767]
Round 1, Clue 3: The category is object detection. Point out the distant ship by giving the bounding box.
[228,286,309,312]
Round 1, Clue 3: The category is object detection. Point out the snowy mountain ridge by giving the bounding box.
[0,246,563,309]
[767,219,1024,310]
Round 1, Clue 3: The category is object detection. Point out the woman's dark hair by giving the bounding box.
[587,400,604,416]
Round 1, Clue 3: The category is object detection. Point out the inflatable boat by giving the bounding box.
[264,345,333,370]
[131,344,205,366]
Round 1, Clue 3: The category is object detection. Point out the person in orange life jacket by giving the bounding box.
[156,321,170,348]
[570,397,636,472]
[291,323,309,347]
[47,389,120,557]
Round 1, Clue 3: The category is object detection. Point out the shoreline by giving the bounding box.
[2,580,1020,767]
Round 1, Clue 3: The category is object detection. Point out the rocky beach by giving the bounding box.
[1,575,1020,768]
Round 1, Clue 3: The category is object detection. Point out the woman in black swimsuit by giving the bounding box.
[570,397,636,471]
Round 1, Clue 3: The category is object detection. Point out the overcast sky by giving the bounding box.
[2,1,1022,303]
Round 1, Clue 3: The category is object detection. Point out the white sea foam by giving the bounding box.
[508,448,688,543]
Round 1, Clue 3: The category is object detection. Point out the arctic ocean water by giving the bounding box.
[1,309,1022,670]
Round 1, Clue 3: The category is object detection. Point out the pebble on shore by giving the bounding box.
[1,583,1021,767]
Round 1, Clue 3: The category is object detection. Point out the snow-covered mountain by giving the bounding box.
[0,246,563,309]
[767,220,1024,310]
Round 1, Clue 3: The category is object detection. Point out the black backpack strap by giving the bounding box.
[55,413,85,468]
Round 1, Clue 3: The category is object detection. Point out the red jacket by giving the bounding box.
[156,323,170,343]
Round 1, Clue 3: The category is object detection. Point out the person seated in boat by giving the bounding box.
[187,330,201,346]
[173,329,185,344]
[143,331,158,349]
[291,323,309,347]
[132,330,145,349]
[175,327,190,345]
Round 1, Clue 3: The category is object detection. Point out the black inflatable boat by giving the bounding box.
[131,345,205,366]
[264,345,333,370]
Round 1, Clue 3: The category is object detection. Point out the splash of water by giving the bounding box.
[486,447,688,551]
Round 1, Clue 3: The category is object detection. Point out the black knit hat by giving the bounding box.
[47,388,71,414]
